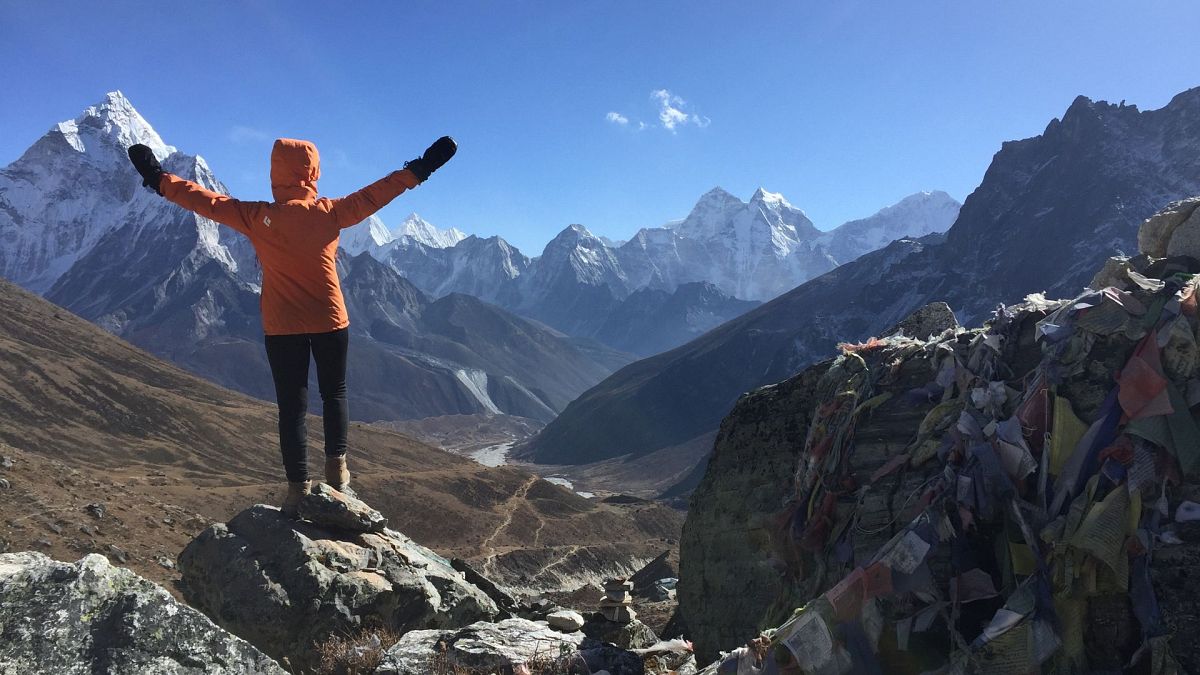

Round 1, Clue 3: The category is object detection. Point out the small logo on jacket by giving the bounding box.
[263,216,272,227]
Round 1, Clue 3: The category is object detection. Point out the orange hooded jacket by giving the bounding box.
[160,138,420,335]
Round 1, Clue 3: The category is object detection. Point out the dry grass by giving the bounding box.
[311,628,404,675]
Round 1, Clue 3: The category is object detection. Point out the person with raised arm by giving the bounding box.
[127,135,457,517]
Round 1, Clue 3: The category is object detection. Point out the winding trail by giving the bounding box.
[480,475,538,577]
[533,544,582,583]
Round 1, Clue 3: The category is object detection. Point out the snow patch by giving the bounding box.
[453,369,502,414]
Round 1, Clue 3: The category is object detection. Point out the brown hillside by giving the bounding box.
[0,278,680,594]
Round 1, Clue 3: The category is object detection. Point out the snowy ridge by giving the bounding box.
[341,212,467,259]
[814,190,962,265]
[0,91,242,293]
[394,213,467,249]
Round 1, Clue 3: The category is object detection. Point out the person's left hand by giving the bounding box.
[127,144,164,195]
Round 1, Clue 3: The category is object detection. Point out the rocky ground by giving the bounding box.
[1,481,698,674]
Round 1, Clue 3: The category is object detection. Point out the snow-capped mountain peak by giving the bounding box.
[749,187,791,207]
[63,91,174,161]
[393,213,467,248]
[0,92,223,292]
[340,215,395,256]
[340,212,467,259]
[814,190,961,265]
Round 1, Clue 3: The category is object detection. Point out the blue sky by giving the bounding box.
[2,1,1199,253]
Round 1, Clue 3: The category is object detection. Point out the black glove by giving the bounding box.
[127,144,164,195]
[404,136,457,182]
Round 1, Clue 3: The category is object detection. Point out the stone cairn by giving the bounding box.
[599,578,635,623]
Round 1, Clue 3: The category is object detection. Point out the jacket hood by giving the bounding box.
[270,138,321,202]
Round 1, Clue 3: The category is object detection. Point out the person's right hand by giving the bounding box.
[404,136,457,182]
[127,144,164,195]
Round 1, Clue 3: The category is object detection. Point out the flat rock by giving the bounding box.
[375,617,584,674]
[0,551,283,674]
[178,504,497,669]
[1139,196,1200,257]
[297,482,387,532]
[547,609,586,632]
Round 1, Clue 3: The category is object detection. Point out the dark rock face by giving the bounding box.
[178,505,497,669]
[0,551,284,674]
[338,252,634,422]
[593,282,761,357]
[524,87,1200,468]
[883,301,958,340]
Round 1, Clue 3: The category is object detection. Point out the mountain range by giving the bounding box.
[520,88,1200,486]
[0,92,959,425]
[350,186,960,354]
[0,92,631,422]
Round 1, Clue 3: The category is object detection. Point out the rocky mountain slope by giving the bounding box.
[521,88,1200,478]
[0,277,681,597]
[678,211,1200,669]
[0,92,629,422]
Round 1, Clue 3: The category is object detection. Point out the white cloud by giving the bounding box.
[605,90,709,132]
[228,125,272,144]
[650,89,709,132]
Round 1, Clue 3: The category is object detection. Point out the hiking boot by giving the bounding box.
[325,455,350,491]
[281,480,311,519]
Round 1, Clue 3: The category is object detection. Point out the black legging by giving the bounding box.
[264,328,349,482]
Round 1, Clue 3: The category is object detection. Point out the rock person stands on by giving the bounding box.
[126,135,457,516]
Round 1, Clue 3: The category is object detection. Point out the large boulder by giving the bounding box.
[178,504,498,669]
[1138,196,1200,257]
[375,617,585,674]
[0,551,283,674]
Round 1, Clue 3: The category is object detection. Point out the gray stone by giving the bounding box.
[583,614,660,650]
[0,551,284,674]
[375,617,584,675]
[1090,255,1136,290]
[297,482,387,532]
[882,301,957,340]
[104,543,127,563]
[178,504,497,670]
[452,557,520,616]
[1167,206,1200,260]
[579,637,646,675]
[1139,196,1200,257]
[547,609,586,632]
[0,478,9,490]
